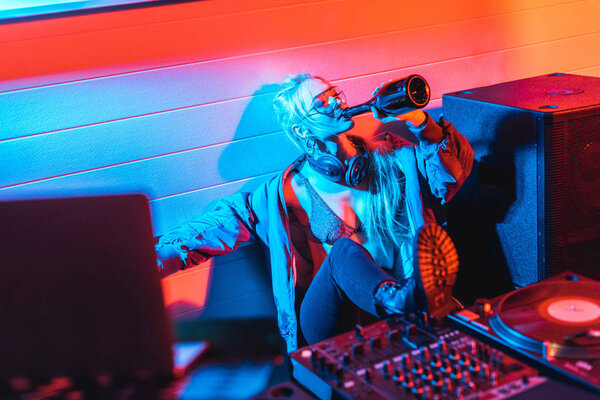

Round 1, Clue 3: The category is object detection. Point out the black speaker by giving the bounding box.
[443,73,600,289]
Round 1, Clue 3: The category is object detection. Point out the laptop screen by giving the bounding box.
[0,194,173,381]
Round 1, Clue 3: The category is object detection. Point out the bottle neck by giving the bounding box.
[341,101,373,119]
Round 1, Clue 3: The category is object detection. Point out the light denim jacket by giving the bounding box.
[156,114,474,353]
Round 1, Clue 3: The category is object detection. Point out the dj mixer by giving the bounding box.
[290,273,600,399]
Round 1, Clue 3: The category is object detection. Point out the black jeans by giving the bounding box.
[299,238,396,344]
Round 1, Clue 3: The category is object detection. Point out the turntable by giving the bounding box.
[447,272,600,394]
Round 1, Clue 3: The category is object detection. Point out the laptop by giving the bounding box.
[0,194,174,383]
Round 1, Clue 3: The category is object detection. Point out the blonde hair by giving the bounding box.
[273,74,410,253]
[272,73,314,144]
[365,148,411,255]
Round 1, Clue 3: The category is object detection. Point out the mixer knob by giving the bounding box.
[341,353,350,367]
[490,371,498,387]
[352,343,364,357]
[461,353,472,367]
[403,375,415,389]
[325,360,336,376]
[483,346,492,362]
[364,368,373,383]
[469,340,478,356]
[422,385,434,400]
[413,360,424,375]
[310,351,319,368]
[430,353,442,368]
[400,353,411,369]
[318,356,327,372]
[437,340,448,354]
[335,367,344,385]
[412,379,425,397]
[394,368,406,384]
[354,324,364,342]
[461,370,471,384]
[388,330,400,343]
[470,359,481,373]
[481,364,491,378]
[455,386,465,399]
[422,366,433,381]
[450,365,462,381]
[432,372,444,387]
[382,360,392,380]
[495,352,504,366]
[405,323,417,339]
[474,298,492,317]
[419,346,431,360]
[449,348,460,361]
[421,311,430,327]
[467,381,477,393]
[441,360,452,374]
[489,348,497,362]
[443,377,453,393]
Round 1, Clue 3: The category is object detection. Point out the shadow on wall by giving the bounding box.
[197,84,289,321]
[217,84,298,191]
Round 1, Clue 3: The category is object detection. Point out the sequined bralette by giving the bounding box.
[296,172,362,245]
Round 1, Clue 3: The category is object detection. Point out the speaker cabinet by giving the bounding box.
[444,73,600,288]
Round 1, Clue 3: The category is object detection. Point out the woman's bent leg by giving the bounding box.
[299,238,395,344]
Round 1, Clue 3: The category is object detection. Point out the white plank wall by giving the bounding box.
[1,0,599,319]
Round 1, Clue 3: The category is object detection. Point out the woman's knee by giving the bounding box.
[330,237,359,256]
[329,238,372,262]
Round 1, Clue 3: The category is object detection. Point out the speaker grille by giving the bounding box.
[546,113,600,278]
[546,121,567,276]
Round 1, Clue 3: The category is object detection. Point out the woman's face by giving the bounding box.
[295,78,361,160]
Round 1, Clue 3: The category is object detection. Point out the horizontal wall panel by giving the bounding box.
[0,92,280,187]
[0,0,314,43]
[0,132,300,201]
[150,174,278,235]
[345,32,600,100]
[0,0,578,88]
[571,65,600,77]
[2,1,598,139]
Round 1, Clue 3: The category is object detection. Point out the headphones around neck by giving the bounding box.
[306,146,369,187]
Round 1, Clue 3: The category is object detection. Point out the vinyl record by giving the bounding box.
[489,280,600,358]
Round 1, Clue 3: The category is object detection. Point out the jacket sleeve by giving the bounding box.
[408,113,474,204]
[155,192,258,277]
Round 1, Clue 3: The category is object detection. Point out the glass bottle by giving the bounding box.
[342,75,430,119]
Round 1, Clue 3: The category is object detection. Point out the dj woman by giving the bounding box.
[156,74,474,353]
